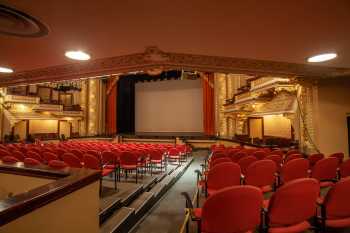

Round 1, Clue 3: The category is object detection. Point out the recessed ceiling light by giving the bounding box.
[65,50,90,61]
[307,53,337,63]
[0,67,14,73]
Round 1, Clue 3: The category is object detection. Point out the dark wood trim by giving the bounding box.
[37,86,53,103]
[25,120,29,140]
[0,162,100,226]
[57,120,61,138]
[247,117,264,139]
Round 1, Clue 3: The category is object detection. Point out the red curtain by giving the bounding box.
[106,77,117,135]
[203,73,215,135]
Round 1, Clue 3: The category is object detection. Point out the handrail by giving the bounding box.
[179,188,199,233]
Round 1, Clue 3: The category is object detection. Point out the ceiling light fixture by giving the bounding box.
[0,66,14,73]
[307,53,337,63]
[65,50,90,61]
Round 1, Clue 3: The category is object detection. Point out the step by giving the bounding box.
[151,182,167,198]
[100,207,135,233]
[99,196,122,224]
[141,176,157,191]
[155,172,167,182]
[120,184,143,206]
[129,192,155,216]
[160,174,175,187]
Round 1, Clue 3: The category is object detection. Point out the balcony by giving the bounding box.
[250,77,290,91]
[4,95,40,104]
[234,91,254,104]
[32,104,63,111]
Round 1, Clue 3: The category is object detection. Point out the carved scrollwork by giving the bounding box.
[0,46,349,87]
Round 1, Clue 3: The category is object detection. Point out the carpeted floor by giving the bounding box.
[130,150,206,233]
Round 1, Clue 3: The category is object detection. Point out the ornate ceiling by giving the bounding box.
[1,1,350,86]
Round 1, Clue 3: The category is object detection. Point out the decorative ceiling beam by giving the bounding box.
[0,46,349,87]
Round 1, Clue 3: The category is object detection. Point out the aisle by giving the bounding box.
[130,150,206,233]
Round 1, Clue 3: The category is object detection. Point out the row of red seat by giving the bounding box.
[184,145,350,232]
[0,141,192,194]
[184,177,350,233]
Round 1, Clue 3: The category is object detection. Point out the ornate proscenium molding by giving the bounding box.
[1,46,349,87]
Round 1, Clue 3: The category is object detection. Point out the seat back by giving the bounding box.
[83,154,100,170]
[268,178,319,226]
[12,150,25,161]
[26,151,44,162]
[23,157,41,166]
[340,159,350,178]
[285,153,303,164]
[324,177,350,219]
[330,152,345,165]
[238,156,258,175]
[201,186,262,233]
[252,151,267,160]
[0,149,11,158]
[48,160,68,169]
[70,149,84,160]
[1,156,20,163]
[42,152,58,163]
[308,153,325,167]
[311,157,338,181]
[62,153,83,168]
[281,158,309,184]
[120,151,138,165]
[265,154,282,171]
[101,151,115,165]
[245,160,276,188]
[207,162,241,191]
[231,151,247,162]
[210,157,232,168]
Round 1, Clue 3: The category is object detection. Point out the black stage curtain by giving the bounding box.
[117,77,135,133]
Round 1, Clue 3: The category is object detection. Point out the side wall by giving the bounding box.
[315,80,350,156]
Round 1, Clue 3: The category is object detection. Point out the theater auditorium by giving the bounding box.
[0,1,350,233]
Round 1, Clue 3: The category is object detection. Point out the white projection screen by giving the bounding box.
[135,79,203,133]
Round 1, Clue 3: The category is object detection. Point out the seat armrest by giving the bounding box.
[181,192,194,209]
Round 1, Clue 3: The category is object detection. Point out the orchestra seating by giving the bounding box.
[0,140,194,233]
[183,144,350,233]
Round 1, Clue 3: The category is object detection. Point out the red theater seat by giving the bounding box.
[252,150,268,160]
[12,150,25,161]
[284,153,303,164]
[330,152,345,165]
[238,156,258,176]
[266,154,283,172]
[183,186,263,233]
[245,159,277,193]
[311,157,338,188]
[26,151,44,163]
[0,149,11,158]
[119,151,140,183]
[340,159,350,178]
[62,153,83,168]
[1,156,20,164]
[280,158,309,185]
[42,151,58,163]
[318,177,350,230]
[308,153,325,168]
[48,160,68,169]
[23,157,42,166]
[264,178,319,233]
[204,162,241,197]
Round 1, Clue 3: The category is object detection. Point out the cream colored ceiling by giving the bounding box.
[0,0,350,74]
